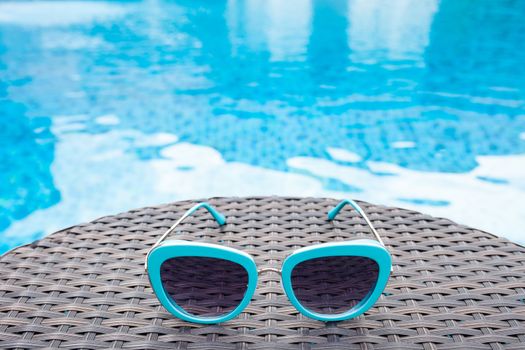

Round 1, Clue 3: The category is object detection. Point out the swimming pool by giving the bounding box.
[1,0,524,253]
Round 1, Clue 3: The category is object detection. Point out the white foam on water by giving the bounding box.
[391,141,416,149]
[2,129,326,245]
[141,133,179,147]
[95,114,120,126]
[327,147,362,163]
[288,154,525,242]
[4,127,524,247]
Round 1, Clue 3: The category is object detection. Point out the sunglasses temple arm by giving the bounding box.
[144,202,226,270]
[327,199,385,247]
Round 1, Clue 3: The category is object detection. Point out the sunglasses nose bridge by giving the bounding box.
[257,267,282,276]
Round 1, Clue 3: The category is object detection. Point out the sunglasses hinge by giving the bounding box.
[257,267,282,275]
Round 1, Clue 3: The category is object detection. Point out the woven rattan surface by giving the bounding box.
[1,196,524,349]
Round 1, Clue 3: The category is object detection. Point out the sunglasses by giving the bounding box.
[145,199,392,324]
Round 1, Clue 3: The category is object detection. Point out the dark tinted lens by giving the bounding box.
[160,257,248,317]
[291,256,379,314]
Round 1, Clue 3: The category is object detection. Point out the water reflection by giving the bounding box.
[0,100,59,238]
[0,0,524,251]
[266,0,312,62]
[348,0,438,62]
[423,0,525,103]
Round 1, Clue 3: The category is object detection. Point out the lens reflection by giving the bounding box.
[291,256,379,314]
[160,256,248,317]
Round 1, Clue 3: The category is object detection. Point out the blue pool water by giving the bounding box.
[1,0,524,253]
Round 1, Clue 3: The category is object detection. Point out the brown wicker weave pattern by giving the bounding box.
[1,196,524,349]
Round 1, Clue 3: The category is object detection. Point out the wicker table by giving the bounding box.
[1,197,524,349]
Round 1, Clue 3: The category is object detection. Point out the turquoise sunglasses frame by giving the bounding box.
[145,200,392,324]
